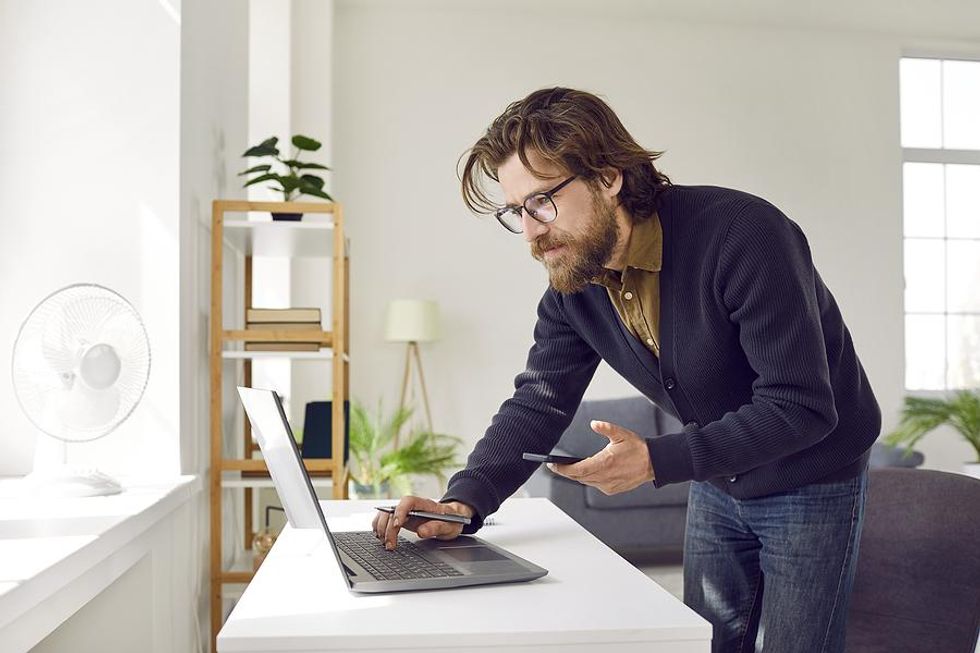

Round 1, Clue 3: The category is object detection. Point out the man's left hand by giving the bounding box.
[547,420,655,495]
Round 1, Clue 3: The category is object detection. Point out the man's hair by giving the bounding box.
[459,87,671,222]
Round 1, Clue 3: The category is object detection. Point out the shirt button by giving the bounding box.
[728,475,738,483]
[624,291,634,300]
[664,377,675,390]
[646,338,654,346]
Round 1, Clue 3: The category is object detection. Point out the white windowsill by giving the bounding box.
[0,475,202,651]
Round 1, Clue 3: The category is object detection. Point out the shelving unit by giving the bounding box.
[209,200,350,646]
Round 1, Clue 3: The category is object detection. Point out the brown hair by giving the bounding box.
[459,87,671,222]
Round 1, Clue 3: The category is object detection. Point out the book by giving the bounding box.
[246,322,323,330]
[246,307,321,323]
[244,342,320,351]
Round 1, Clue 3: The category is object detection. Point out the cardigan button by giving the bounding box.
[664,377,676,390]
[685,420,700,429]
[728,475,738,483]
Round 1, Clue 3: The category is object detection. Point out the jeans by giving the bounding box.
[683,468,868,653]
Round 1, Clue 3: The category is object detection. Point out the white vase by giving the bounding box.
[961,463,980,479]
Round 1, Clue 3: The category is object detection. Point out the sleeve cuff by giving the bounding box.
[439,476,498,535]
[647,430,695,488]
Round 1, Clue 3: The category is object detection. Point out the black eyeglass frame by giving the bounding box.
[493,175,577,234]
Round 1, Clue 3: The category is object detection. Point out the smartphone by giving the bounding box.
[522,452,586,465]
[374,506,472,525]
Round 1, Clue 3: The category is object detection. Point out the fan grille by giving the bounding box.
[11,283,151,442]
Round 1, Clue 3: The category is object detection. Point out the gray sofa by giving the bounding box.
[524,396,925,563]
[523,396,688,561]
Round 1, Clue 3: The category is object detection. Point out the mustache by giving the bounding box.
[531,234,571,260]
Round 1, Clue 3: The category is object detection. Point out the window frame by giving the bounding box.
[900,52,980,394]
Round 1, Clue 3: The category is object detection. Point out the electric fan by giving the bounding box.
[11,283,151,496]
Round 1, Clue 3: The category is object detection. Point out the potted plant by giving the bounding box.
[884,389,980,478]
[239,134,333,221]
[348,400,463,499]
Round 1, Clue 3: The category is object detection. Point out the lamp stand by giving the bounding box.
[396,340,433,447]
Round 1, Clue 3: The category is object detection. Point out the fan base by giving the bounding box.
[24,467,122,497]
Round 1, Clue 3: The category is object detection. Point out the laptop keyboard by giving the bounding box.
[334,531,464,580]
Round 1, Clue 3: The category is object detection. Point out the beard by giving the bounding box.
[530,191,620,294]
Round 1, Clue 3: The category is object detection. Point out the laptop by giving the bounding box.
[236,386,548,593]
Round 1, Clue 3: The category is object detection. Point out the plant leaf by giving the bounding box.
[299,187,333,201]
[243,173,280,188]
[279,176,302,193]
[884,391,980,462]
[300,175,325,189]
[238,164,272,176]
[242,136,280,158]
[281,161,330,170]
[292,135,322,151]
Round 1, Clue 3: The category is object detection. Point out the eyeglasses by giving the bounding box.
[493,176,577,234]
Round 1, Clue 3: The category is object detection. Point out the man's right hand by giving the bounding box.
[371,495,475,551]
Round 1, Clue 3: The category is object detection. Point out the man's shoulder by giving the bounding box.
[662,184,799,241]
[662,184,774,218]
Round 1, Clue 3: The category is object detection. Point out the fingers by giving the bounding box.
[591,419,633,443]
[415,518,463,541]
[382,495,463,549]
[372,510,389,540]
[384,495,431,550]
[548,458,594,481]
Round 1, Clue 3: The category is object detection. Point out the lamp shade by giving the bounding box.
[384,299,440,343]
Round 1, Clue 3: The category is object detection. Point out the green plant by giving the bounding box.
[348,400,463,498]
[239,135,333,201]
[885,389,980,463]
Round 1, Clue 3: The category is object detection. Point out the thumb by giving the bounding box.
[591,419,629,443]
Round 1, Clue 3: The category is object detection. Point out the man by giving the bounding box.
[372,87,881,652]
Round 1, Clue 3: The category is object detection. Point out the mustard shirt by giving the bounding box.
[591,211,663,357]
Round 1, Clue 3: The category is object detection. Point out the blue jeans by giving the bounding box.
[683,469,868,653]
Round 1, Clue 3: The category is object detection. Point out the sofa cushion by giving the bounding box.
[557,396,683,457]
[586,479,691,509]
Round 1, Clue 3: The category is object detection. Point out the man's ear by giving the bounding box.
[598,168,623,199]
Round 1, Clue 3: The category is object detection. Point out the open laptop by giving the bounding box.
[237,386,548,593]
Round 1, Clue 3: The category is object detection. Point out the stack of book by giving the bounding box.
[245,307,323,351]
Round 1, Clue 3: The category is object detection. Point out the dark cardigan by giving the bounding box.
[441,185,881,534]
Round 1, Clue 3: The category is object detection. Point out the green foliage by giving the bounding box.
[884,389,980,462]
[348,400,463,498]
[239,135,333,202]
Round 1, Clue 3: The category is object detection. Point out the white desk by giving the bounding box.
[218,497,711,652]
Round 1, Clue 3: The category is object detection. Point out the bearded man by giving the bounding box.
[373,87,881,653]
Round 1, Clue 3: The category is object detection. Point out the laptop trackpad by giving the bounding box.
[436,545,510,563]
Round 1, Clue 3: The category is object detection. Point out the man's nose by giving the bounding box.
[521,211,548,242]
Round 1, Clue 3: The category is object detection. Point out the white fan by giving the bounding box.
[11,283,151,496]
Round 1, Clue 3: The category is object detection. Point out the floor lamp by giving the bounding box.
[385,299,440,447]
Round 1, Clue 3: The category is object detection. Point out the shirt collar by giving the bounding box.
[622,211,663,273]
[590,211,663,287]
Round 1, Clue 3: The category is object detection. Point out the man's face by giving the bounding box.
[497,151,622,294]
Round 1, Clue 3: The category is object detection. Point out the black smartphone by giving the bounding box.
[374,506,472,525]
[522,452,586,465]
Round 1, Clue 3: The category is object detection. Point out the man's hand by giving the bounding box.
[547,420,655,494]
[371,495,475,551]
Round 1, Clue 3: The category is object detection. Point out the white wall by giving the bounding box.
[0,0,181,477]
[325,0,980,481]
[180,0,250,647]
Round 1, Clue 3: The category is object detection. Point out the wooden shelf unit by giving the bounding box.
[209,200,350,646]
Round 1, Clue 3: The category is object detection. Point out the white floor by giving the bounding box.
[636,563,684,600]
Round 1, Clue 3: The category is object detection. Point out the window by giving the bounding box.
[900,57,980,391]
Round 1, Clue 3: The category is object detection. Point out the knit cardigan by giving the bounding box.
[441,185,881,534]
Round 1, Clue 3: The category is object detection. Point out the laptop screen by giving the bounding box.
[236,386,353,587]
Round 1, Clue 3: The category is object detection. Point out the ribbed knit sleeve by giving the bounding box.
[440,287,601,533]
[648,202,839,484]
